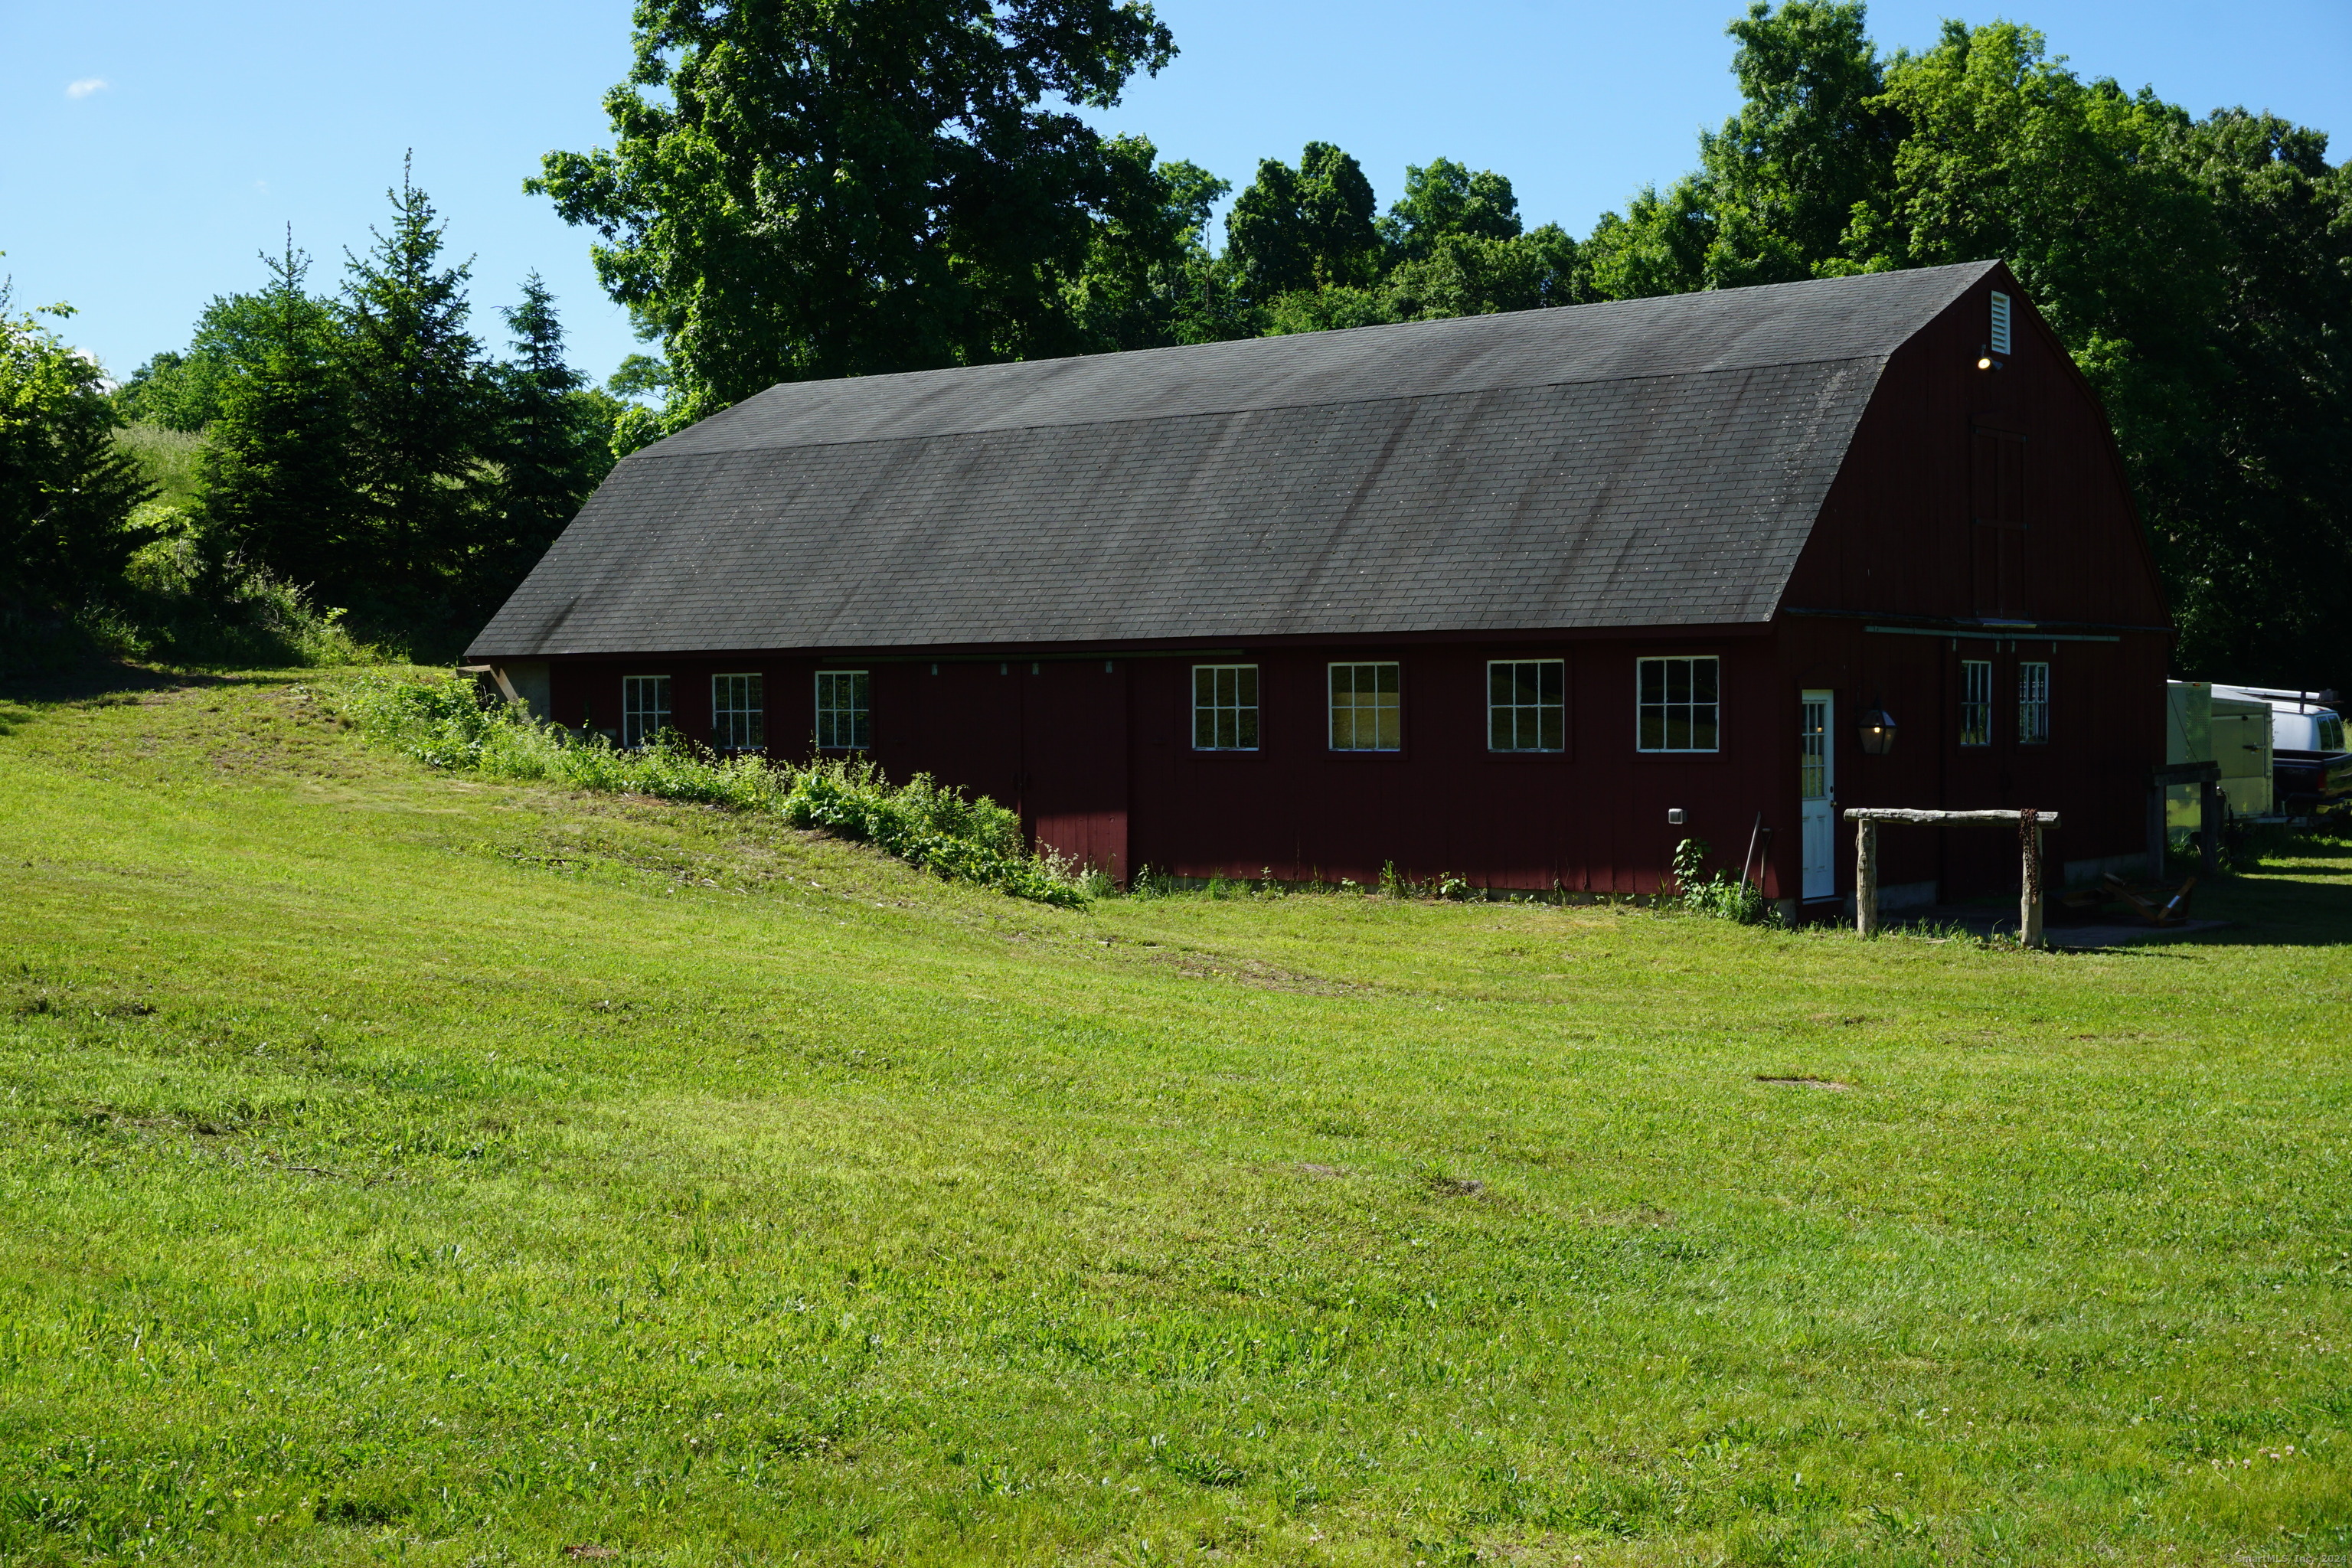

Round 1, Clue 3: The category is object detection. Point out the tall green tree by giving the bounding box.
[1224,142,1383,299]
[1378,158,1522,260]
[113,286,341,434]
[192,239,363,599]
[485,273,622,598]
[1384,225,1585,321]
[2159,110,2352,687]
[1064,135,1236,351]
[531,0,1178,431]
[0,289,155,609]
[341,160,489,599]
[1699,0,1903,285]
[1577,1,1900,296]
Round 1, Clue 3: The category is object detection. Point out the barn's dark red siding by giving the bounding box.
[489,263,2171,907]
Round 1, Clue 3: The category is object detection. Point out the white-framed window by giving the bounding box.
[1192,665,1259,751]
[712,672,764,751]
[815,670,870,750]
[1960,659,1992,746]
[2017,661,2050,745]
[1989,290,2013,356]
[1488,660,1564,752]
[1635,656,1718,752]
[1328,662,1400,752]
[621,675,671,748]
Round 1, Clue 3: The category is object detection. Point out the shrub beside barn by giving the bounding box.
[469,260,2167,911]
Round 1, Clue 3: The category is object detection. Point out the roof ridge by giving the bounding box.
[742,258,2003,391]
[622,349,1898,462]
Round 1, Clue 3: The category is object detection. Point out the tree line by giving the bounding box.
[539,0,2348,693]
[5,0,2347,691]
[3,162,619,660]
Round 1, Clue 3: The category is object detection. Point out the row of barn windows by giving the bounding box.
[614,655,2051,753]
[615,660,1719,755]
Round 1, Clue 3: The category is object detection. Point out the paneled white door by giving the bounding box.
[1800,691,1835,901]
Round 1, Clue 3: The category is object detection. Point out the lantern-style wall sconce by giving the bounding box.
[1859,707,1898,756]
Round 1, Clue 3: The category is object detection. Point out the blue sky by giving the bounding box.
[8,0,2347,387]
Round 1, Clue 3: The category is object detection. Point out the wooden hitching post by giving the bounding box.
[1855,818,1879,938]
[2018,808,2043,949]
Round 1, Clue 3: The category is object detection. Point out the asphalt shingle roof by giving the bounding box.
[469,261,1996,658]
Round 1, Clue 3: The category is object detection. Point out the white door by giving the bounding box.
[1801,691,1835,901]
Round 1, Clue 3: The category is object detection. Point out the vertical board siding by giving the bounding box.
[524,268,2162,906]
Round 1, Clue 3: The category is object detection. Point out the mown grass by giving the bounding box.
[1,666,2346,1566]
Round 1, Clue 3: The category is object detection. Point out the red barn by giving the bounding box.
[469,260,2169,912]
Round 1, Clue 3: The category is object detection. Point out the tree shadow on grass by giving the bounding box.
[2060,837,2352,952]
[0,660,281,734]
[0,661,237,704]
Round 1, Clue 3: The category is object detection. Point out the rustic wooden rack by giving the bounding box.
[1844,807,2061,946]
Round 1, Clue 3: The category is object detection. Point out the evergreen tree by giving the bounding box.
[0,288,155,609]
[342,157,487,600]
[113,286,341,434]
[191,238,361,599]
[483,273,619,602]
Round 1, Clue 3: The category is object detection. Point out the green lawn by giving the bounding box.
[2,668,2346,1566]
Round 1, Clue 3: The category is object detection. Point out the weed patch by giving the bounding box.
[336,670,1083,905]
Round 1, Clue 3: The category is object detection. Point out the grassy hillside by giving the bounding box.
[2,669,2346,1566]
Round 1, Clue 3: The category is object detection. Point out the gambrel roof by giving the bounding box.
[469,260,2001,658]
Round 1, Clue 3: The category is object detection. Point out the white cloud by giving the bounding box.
[66,77,108,100]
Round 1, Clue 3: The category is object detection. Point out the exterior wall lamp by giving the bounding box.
[1859,707,1897,756]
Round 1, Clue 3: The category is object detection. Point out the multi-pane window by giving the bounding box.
[712,673,764,752]
[1192,665,1259,751]
[815,669,870,750]
[1635,657,1719,752]
[1800,696,1829,800]
[1960,658,1992,746]
[1328,662,1401,752]
[621,675,671,749]
[2017,662,2050,745]
[1488,660,1564,752]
